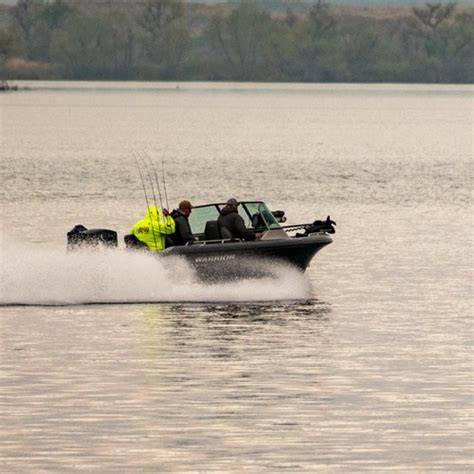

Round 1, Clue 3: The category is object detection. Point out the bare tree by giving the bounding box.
[11,0,43,60]
[412,3,456,33]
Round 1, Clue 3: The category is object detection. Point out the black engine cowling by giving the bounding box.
[67,225,118,250]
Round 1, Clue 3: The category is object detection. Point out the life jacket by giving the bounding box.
[130,206,175,253]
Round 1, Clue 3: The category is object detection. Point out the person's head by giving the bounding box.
[179,200,193,217]
[226,198,239,209]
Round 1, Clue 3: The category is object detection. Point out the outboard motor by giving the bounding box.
[304,216,336,235]
[67,225,118,250]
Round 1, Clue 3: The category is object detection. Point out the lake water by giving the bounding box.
[0,82,472,471]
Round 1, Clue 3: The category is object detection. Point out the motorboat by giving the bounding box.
[67,201,335,280]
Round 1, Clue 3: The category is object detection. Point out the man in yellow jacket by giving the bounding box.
[130,205,175,253]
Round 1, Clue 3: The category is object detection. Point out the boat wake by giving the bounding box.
[0,241,312,306]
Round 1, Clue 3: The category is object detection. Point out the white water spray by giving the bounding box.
[0,241,311,306]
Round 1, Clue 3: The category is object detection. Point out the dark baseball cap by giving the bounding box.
[179,200,193,210]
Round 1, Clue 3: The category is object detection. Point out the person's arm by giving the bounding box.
[179,219,195,243]
[235,215,256,241]
[158,215,176,235]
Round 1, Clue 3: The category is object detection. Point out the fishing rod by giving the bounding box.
[142,149,166,213]
[132,149,151,212]
[139,150,160,214]
[161,146,170,211]
[132,150,159,251]
[139,151,164,248]
[141,149,172,251]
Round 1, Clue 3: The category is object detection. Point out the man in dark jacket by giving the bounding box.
[217,198,261,241]
[169,200,196,246]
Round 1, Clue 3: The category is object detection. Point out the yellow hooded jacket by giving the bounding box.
[130,206,176,253]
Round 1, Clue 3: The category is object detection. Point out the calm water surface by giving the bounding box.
[0,82,472,471]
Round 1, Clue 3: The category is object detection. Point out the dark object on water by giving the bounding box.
[0,81,19,91]
[67,225,117,249]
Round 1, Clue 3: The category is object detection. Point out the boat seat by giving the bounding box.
[204,220,221,240]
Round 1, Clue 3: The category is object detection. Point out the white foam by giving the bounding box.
[0,241,311,306]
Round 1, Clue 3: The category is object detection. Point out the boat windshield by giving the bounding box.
[188,201,281,235]
[243,202,281,230]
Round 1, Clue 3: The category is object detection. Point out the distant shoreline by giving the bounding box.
[1,2,472,84]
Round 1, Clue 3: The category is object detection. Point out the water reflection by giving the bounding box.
[136,300,332,362]
[119,300,336,470]
[139,299,332,323]
[199,299,331,320]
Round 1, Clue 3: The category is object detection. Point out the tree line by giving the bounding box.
[0,0,472,83]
